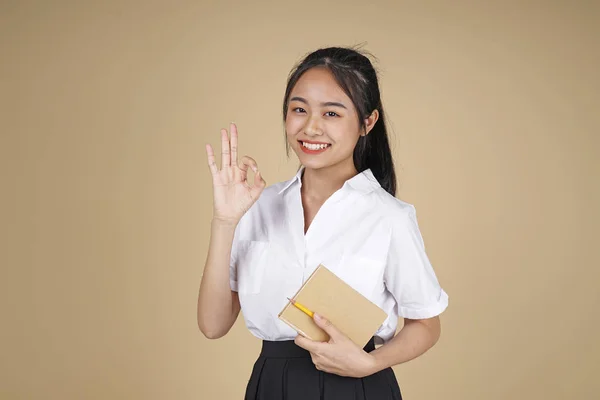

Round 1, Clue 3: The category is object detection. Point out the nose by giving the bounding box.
[304,116,323,136]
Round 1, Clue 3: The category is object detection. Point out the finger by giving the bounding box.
[313,313,343,342]
[313,358,322,371]
[239,155,258,183]
[239,155,258,174]
[310,352,321,368]
[253,169,266,187]
[294,334,310,350]
[205,144,218,176]
[250,170,267,198]
[221,128,231,169]
[230,123,238,166]
[311,354,332,373]
[294,334,320,353]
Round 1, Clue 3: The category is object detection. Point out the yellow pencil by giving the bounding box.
[287,297,314,318]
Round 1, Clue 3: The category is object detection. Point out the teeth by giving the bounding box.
[302,142,329,150]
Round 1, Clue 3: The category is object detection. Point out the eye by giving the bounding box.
[325,111,339,117]
[292,107,306,113]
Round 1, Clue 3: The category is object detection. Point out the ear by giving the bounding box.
[362,109,380,136]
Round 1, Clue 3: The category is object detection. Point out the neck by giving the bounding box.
[301,161,358,201]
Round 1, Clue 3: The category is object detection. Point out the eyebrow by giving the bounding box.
[289,96,347,110]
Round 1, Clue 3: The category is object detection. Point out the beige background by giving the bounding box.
[1,1,598,399]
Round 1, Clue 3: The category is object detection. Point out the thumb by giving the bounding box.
[250,170,266,198]
[313,313,344,342]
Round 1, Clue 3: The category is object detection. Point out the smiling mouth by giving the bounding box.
[299,141,331,152]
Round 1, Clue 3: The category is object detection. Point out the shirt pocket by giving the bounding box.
[236,240,270,295]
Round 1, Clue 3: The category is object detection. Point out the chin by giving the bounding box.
[299,159,330,170]
[289,148,327,169]
[297,155,343,172]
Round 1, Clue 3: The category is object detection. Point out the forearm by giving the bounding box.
[197,218,240,338]
[368,316,441,373]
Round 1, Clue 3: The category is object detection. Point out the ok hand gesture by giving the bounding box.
[206,123,266,224]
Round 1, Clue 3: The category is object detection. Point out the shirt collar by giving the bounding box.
[277,166,381,195]
[346,168,381,194]
[277,166,305,194]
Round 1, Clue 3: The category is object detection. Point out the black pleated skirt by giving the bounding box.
[244,337,402,400]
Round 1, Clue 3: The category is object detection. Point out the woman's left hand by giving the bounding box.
[294,313,378,378]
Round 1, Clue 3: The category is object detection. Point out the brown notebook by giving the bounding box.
[278,264,388,348]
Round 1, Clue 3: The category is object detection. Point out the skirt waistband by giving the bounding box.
[259,337,376,358]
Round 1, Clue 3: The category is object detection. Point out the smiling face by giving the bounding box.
[285,67,365,173]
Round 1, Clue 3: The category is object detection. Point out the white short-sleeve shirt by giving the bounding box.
[229,167,448,342]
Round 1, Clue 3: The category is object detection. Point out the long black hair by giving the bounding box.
[282,46,397,196]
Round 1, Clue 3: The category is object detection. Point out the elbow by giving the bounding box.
[429,316,442,346]
[421,315,441,346]
[197,296,238,339]
[406,315,442,346]
[200,328,226,340]
[197,317,228,340]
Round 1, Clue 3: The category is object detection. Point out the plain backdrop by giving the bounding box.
[1,1,598,399]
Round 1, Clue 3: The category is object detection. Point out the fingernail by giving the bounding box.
[314,313,321,321]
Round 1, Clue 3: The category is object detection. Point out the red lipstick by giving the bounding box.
[298,140,331,155]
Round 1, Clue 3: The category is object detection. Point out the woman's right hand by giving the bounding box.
[205,123,266,224]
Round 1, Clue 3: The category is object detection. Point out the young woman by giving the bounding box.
[197,47,449,400]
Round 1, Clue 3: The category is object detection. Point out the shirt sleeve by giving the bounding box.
[229,222,241,292]
[384,205,449,319]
